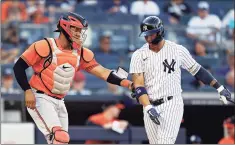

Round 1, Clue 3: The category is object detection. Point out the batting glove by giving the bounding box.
[144,105,160,125]
[217,86,231,104]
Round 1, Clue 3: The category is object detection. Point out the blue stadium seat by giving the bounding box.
[89,27,133,51]
[1,64,21,89]
[95,54,120,69]
[184,0,233,19]
[84,72,107,90]
[214,75,226,85]
[194,56,220,67]
[182,84,197,92]
[54,12,64,20]
[73,11,139,25]
[119,56,131,71]
[105,13,139,24]
[158,14,170,25]
[75,4,102,14]
[136,37,146,49]
[198,86,215,92]
[182,74,195,85]
[181,69,198,91]
[211,65,229,76]
[19,24,50,44]
[224,85,234,92]
[209,1,233,19]
[111,35,129,50]
[181,15,193,25]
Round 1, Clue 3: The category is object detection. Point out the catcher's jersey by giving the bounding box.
[129,40,201,100]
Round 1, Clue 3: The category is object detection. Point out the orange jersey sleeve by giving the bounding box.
[21,43,41,66]
[21,40,49,66]
[79,56,100,72]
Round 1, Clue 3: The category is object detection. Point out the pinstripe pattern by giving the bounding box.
[143,96,184,144]
[130,40,198,144]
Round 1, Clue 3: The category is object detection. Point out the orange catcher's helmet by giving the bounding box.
[55,12,88,49]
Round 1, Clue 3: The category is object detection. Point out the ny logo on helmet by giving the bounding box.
[143,25,148,31]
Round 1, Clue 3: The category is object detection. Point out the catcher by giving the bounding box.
[13,12,133,144]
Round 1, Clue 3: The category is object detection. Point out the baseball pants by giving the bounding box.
[27,90,68,143]
[144,96,184,144]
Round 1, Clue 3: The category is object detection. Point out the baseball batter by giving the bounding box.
[13,12,133,144]
[129,16,232,144]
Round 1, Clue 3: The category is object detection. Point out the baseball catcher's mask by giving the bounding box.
[55,12,88,50]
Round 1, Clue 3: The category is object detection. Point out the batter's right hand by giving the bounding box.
[25,89,36,110]
[145,105,160,125]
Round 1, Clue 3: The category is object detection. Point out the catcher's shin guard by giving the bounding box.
[50,126,70,144]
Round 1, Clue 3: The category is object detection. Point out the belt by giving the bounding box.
[36,90,62,100]
[150,96,173,106]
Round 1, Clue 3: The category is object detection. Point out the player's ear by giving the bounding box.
[82,47,94,62]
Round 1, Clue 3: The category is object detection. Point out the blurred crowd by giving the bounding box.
[85,102,129,144]
[188,115,235,144]
[1,0,234,95]
[218,115,235,144]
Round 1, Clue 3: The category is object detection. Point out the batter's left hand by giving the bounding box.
[217,86,231,104]
[145,105,160,125]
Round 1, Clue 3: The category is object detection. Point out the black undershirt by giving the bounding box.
[13,57,31,91]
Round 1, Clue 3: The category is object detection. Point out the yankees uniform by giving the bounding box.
[130,15,232,144]
[129,40,201,144]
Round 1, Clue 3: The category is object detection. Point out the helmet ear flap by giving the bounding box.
[159,26,165,37]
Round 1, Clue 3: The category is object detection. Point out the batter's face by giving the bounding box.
[145,33,157,46]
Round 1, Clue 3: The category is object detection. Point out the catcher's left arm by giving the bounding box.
[89,65,133,90]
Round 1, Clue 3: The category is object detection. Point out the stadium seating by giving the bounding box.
[2,0,233,93]
[95,53,120,69]
[84,72,107,91]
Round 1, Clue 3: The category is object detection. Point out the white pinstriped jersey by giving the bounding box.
[129,40,201,100]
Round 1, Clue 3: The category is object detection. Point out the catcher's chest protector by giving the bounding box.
[40,38,81,94]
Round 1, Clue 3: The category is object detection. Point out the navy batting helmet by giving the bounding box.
[139,16,165,44]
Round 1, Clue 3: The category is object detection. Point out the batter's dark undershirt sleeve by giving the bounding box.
[13,57,31,91]
[194,66,221,89]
